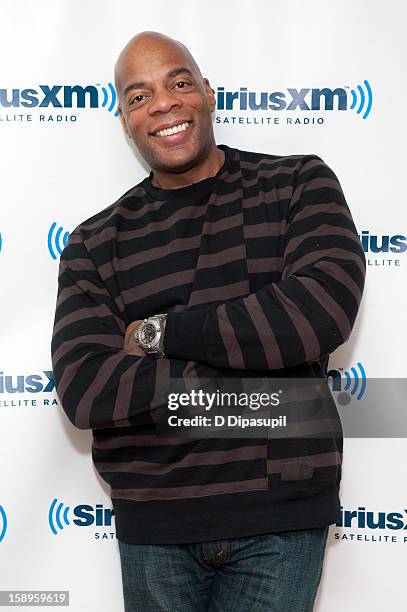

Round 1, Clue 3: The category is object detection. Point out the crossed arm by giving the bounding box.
[51,156,365,431]
[125,157,366,370]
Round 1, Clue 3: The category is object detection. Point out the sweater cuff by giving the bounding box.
[164,310,208,362]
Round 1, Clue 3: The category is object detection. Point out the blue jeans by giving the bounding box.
[118,526,329,611]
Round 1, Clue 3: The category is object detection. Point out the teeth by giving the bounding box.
[155,122,190,137]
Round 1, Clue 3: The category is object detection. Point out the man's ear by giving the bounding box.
[118,105,132,139]
[203,78,216,113]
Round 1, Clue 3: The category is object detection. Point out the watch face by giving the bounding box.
[140,322,158,347]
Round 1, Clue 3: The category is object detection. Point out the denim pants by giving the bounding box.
[118,526,329,612]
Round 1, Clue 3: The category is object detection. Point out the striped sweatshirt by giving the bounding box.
[50,144,366,544]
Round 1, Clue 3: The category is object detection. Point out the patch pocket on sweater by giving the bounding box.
[266,450,342,498]
[280,458,314,481]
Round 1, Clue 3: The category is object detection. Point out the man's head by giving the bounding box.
[114,31,217,177]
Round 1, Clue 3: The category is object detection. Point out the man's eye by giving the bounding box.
[174,81,191,89]
[129,94,146,105]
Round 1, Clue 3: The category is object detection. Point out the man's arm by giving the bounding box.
[163,155,366,370]
[51,230,197,431]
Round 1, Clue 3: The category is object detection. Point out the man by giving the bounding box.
[51,31,366,611]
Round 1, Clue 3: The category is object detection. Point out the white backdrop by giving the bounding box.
[0,0,406,610]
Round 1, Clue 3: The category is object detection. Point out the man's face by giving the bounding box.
[117,40,216,174]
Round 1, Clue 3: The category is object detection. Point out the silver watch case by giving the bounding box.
[134,313,167,356]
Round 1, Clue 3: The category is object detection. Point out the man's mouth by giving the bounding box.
[152,121,192,138]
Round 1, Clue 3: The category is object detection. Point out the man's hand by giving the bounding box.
[123,320,145,356]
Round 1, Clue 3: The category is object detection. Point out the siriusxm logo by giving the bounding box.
[0,505,7,542]
[48,222,70,260]
[337,506,407,530]
[0,82,119,116]
[216,79,373,119]
[327,361,366,403]
[0,223,71,260]
[49,499,115,534]
[0,371,54,394]
[359,231,407,254]
[1,80,372,120]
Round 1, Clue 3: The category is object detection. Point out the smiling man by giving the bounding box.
[114,32,224,189]
[51,31,366,612]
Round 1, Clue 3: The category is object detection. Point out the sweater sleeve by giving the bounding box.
[163,155,366,370]
[51,230,195,431]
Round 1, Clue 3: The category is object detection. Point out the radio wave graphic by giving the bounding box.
[0,505,7,542]
[49,498,71,535]
[341,362,367,400]
[350,80,373,119]
[101,82,119,117]
[48,222,70,260]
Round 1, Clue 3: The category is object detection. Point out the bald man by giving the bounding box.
[114,31,223,192]
[51,30,365,612]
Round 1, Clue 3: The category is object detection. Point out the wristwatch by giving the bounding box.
[134,313,167,357]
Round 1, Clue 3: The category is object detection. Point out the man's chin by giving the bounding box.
[151,148,201,174]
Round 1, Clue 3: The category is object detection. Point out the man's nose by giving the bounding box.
[148,88,182,115]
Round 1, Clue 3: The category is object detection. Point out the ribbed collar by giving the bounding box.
[141,144,234,203]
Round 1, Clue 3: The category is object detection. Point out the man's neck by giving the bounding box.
[150,146,225,190]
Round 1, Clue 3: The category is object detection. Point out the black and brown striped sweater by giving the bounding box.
[51,144,366,544]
